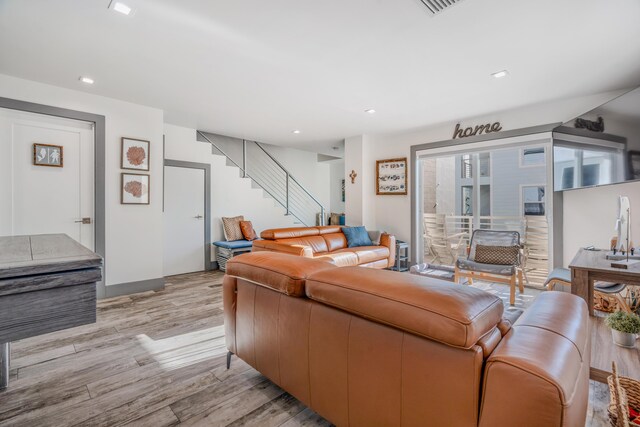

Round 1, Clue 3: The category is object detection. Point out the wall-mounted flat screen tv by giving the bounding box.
[553,87,640,191]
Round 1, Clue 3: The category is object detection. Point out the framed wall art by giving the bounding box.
[121,173,150,205]
[33,143,63,167]
[376,157,407,195]
[121,137,150,171]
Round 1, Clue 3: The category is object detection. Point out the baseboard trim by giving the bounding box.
[103,278,165,299]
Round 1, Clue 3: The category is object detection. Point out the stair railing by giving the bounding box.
[197,131,326,226]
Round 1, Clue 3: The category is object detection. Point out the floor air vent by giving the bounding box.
[419,0,464,15]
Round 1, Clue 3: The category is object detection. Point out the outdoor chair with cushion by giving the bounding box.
[454,229,524,305]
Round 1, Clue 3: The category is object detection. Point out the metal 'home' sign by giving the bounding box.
[453,122,502,139]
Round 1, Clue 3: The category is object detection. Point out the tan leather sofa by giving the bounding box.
[252,226,396,269]
[223,252,590,427]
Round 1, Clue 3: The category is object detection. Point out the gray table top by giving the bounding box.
[569,247,640,277]
[0,234,102,280]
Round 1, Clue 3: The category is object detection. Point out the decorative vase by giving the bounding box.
[611,329,637,348]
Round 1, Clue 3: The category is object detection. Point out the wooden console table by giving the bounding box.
[0,234,102,390]
[570,248,640,315]
[569,248,640,382]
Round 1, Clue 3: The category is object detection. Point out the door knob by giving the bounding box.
[194,215,203,219]
[74,218,92,224]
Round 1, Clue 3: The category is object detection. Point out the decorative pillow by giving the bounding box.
[474,244,519,265]
[343,226,373,248]
[239,220,257,241]
[330,213,342,226]
[368,230,382,246]
[222,216,244,241]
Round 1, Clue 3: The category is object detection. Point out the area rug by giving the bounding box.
[466,280,540,312]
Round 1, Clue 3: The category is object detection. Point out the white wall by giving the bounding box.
[562,180,640,265]
[344,135,376,228]
[0,73,164,288]
[329,160,345,214]
[164,124,304,250]
[349,90,627,247]
[262,144,331,211]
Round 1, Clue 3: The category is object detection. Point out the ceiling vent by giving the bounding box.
[419,0,465,15]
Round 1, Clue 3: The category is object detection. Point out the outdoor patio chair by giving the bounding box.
[423,213,466,266]
[454,229,524,305]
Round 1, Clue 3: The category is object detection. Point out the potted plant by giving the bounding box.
[605,310,640,348]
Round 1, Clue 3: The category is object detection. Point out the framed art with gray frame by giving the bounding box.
[376,157,407,195]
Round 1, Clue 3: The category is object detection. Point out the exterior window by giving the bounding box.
[561,167,575,189]
[479,153,491,177]
[522,147,545,166]
[462,186,473,216]
[523,186,545,216]
[461,154,472,178]
[583,164,600,187]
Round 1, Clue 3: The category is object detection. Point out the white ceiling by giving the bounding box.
[1,0,640,153]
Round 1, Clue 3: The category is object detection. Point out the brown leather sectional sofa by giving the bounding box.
[251,226,396,269]
[223,252,590,427]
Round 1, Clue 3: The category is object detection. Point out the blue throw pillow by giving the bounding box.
[343,226,373,248]
[338,215,346,225]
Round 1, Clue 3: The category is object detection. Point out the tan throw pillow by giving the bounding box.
[239,220,257,241]
[474,245,519,265]
[222,216,244,241]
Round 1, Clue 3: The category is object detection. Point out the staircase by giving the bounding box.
[197,131,326,227]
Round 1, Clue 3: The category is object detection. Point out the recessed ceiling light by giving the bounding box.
[79,76,94,85]
[292,130,301,134]
[364,109,376,114]
[111,1,132,15]
[491,70,509,79]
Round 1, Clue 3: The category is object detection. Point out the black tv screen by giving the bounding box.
[552,87,640,191]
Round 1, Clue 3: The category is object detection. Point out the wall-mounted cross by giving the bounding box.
[349,170,357,184]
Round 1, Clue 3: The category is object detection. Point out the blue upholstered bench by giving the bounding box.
[212,240,253,271]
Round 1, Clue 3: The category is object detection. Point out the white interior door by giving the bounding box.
[0,108,94,249]
[163,166,205,276]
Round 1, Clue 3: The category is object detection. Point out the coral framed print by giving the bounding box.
[33,143,63,167]
[121,173,150,205]
[376,157,407,195]
[121,137,150,171]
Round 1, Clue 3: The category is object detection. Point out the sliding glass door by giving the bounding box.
[417,137,553,287]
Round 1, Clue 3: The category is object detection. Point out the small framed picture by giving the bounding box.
[121,173,150,205]
[33,143,63,167]
[121,137,150,171]
[376,157,408,195]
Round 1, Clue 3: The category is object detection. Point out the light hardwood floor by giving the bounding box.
[0,271,610,426]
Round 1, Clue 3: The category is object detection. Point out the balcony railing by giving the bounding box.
[423,214,549,287]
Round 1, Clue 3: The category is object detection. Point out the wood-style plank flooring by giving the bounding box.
[0,271,611,426]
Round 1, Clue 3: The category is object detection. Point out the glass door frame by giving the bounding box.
[411,128,557,267]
